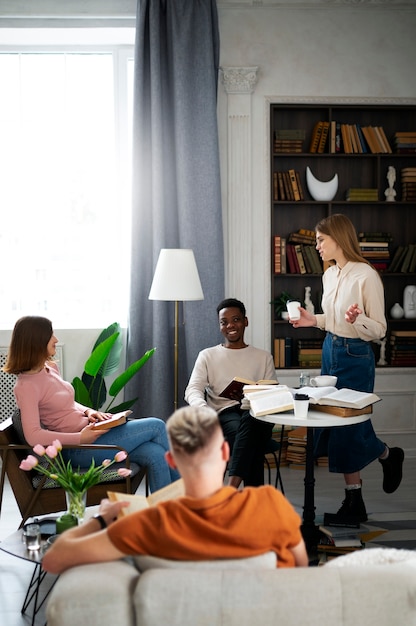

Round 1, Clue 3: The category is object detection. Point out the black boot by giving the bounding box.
[323,487,368,528]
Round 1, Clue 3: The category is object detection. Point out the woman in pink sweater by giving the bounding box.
[5,316,179,493]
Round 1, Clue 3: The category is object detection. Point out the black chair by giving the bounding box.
[0,412,147,527]
[264,427,285,493]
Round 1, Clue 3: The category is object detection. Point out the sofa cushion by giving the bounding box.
[134,551,276,572]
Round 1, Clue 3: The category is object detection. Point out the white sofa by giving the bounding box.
[46,549,416,626]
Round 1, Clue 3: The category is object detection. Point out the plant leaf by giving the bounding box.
[93,322,122,376]
[84,334,119,376]
[72,377,92,406]
[106,398,138,413]
[108,348,156,398]
[82,372,107,411]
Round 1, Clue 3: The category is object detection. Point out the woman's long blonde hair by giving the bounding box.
[315,213,370,266]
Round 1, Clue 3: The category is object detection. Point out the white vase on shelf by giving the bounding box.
[390,302,404,319]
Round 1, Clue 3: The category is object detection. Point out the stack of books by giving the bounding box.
[401,167,416,201]
[359,241,390,270]
[389,330,416,366]
[359,232,392,271]
[346,188,379,201]
[394,131,416,154]
[273,129,305,153]
[318,525,364,561]
[297,338,323,368]
[286,427,307,469]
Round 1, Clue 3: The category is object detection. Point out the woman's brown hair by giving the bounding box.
[315,213,370,266]
[4,316,53,374]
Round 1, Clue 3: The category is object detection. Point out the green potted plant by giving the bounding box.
[271,291,294,320]
[71,322,155,413]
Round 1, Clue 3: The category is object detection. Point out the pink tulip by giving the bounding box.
[52,439,62,451]
[102,459,111,467]
[45,445,59,459]
[117,467,132,478]
[20,455,39,471]
[114,450,127,463]
[33,444,46,456]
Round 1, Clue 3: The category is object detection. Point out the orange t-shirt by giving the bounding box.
[108,485,302,568]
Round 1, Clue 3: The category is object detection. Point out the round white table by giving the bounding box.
[253,409,371,550]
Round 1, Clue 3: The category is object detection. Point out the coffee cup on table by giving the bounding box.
[310,375,337,387]
[293,393,309,418]
[286,300,301,321]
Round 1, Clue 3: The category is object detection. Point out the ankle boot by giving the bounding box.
[323,487,368,528]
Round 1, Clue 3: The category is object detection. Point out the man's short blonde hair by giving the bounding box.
[167,406,220,455]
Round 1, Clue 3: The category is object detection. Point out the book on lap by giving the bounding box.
[92,410,133,430]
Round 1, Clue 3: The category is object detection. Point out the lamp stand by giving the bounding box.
[174,300,179,411]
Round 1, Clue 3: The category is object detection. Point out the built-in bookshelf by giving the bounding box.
[271,104,416,369]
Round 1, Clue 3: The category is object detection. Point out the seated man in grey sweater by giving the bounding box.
[185,298,278,487]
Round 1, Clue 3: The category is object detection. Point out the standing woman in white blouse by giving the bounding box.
[290,213,404,526]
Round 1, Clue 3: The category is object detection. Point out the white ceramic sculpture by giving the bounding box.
[306,166,338,201]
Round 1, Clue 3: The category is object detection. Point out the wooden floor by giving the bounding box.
[1,456,415,625]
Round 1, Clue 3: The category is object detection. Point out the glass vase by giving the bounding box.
[65,490,87,522]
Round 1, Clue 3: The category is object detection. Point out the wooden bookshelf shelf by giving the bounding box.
[271,103,416,369]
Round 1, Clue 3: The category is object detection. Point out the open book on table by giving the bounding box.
[245,385,294,417]
[289,386,380,410]
[108,478,185,517]
[219,377,278,400]
[92,410,133,430]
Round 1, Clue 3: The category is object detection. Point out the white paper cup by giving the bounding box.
[294,397,309,418]
[310,375,337,387]
[286,300,301,320]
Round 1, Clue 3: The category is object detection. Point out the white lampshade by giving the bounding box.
[149,249,204,301]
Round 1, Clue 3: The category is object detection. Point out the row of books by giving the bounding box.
[401,167,416,201]
[272,170,304,201]
[274,337,323,369]
[273,236,323,275]
[273,129,306,153]
[388,243,416,273]
[309,121,392,154]
[394,131,416,154]
[389,330,416,367]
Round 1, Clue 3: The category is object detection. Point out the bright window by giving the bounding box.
[0,43,134,329]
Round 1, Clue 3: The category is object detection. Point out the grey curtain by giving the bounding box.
[127,0,224,421]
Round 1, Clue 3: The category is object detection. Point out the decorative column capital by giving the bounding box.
[220,66,259,94]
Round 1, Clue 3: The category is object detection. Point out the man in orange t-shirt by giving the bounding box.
[43,407,308,574]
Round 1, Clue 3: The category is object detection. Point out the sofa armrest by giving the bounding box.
[46,559,139,626]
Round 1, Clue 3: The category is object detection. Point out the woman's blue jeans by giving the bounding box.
[314,332,385,473]
[62,417,180,493]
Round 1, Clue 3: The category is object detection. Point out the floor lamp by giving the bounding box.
[148,249,204,411]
